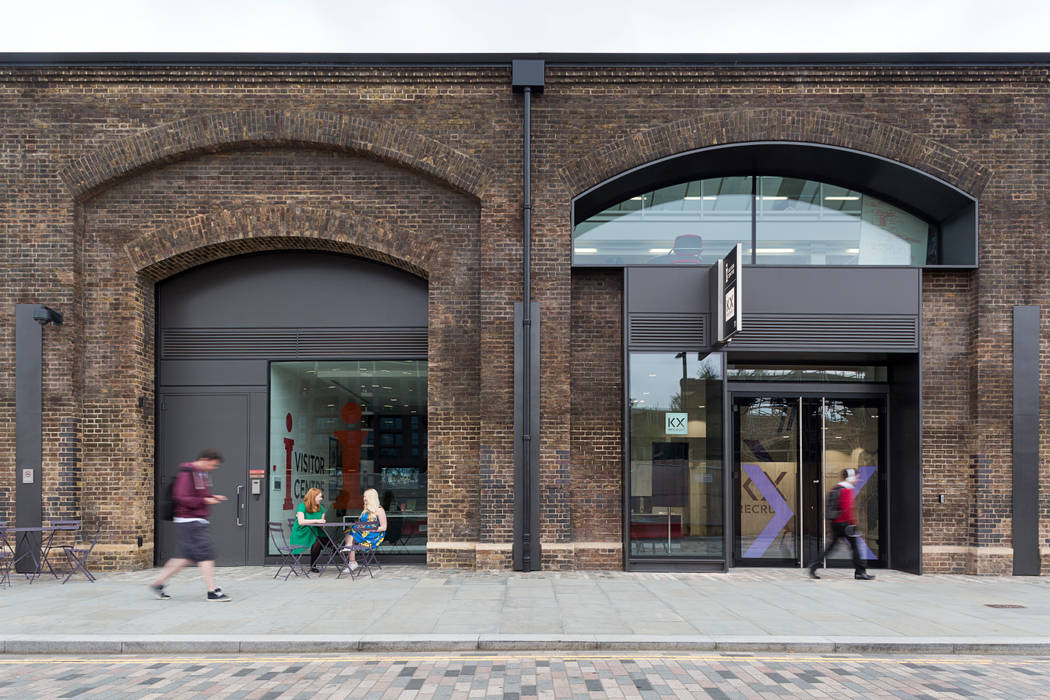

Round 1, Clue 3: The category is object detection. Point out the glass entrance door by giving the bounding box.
[734,394,884,568]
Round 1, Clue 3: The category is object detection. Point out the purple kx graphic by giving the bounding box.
[854,466,877,560]
[742,464,794,558]
[742,464,878,559]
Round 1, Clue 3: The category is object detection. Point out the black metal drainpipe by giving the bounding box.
[512,60,544,571]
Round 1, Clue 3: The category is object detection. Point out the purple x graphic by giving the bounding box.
[742,464,794,558]
[741,464,878,560]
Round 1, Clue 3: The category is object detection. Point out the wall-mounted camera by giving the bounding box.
[32,306,62,326]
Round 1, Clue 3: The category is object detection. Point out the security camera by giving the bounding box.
[32,306,62,326]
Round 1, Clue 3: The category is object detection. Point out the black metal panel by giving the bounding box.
[157,252,427,330]
[513,302,541,571]
[888,354,922,574]
[729,315,917,352]
[15,305,43,571]
[574,143,977,268]
[627,314,706,350]
[1013,306,1041,575]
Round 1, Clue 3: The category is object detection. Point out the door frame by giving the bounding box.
[729,382,890,569]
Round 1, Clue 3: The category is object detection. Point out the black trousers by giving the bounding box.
[309,540,322,567]
[812,521,866,573]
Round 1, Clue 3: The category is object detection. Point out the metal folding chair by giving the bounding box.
[268,521,310,580]
[336,521,381,580]
[61,521,101,584]
[42,519,80,580]
[0,524,12,588]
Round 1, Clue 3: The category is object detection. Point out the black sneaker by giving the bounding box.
[309,567,321,574]
[207,589,232,602]
[808,567,820,580]
[855,572,875,581]
[150,584,171,600]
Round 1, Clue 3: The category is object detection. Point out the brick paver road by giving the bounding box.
[2,651,1048,698]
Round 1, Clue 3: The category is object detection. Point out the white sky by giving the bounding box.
[3,0,1049,54]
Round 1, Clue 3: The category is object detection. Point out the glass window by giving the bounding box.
[268,360,427,555]
[727,365,887,382]
[629,352,724,559]
[574,175,934,267]
[573,177,751,266]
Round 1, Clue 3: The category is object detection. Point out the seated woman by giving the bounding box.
[341,487,386,573]
[290,487,326,573]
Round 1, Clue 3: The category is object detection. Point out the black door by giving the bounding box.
[157,393,249,565]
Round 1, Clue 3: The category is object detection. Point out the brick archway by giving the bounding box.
[60,109,495,202]
[125,204,433,281]
[560,108,992,198]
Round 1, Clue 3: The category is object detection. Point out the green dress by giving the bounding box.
[290,503,325,552]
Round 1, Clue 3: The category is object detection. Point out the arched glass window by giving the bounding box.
[574,175,934,266]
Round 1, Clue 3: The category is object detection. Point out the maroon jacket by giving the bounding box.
[172,463,214,520]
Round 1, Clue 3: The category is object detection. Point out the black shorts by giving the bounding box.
[175,521,215,562]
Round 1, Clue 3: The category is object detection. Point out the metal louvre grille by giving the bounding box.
[161,327,428,359]
[628,314,706,350]
[730,315,918,351]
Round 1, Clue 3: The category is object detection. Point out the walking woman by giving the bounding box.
[291,487,326,573]
[341,487,386,573]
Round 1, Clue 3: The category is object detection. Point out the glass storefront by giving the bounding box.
[573,175,933,267]
[628,352,724,560]
[268,360,428,555]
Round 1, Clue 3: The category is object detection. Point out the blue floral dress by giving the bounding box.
[351,510,385,549]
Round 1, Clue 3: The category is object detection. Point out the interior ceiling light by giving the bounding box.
[649,248,671,254]
[845,248,860,254]
[574,248,598,254]
[760,196,788,201]
[756,248,796,254]
[825,195,860,201]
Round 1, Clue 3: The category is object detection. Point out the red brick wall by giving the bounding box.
[1,61,1047,573]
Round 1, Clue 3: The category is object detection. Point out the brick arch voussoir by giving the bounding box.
[61,109,494,202]
[126,205,432,282]
[561,108,992,199]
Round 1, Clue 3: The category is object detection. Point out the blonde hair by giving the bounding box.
[303,488,323,514]
[362,488,381,516]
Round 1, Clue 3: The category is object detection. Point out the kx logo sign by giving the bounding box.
[665,412,688,435]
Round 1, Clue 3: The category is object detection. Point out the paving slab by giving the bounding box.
[3,565,1050,654]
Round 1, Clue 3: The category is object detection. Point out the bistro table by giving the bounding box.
[7,525,57,582]
[303,521,353,574]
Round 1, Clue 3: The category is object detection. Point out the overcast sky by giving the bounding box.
[3,0,1048,54]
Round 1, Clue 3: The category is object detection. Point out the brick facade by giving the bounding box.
[1,58,1047,574]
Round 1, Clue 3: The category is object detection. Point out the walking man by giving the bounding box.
[150,449,232,601]
[809,468,875,581]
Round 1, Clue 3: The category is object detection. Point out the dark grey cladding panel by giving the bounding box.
[160,327,428,360]
[625,266,919,352]
[628,314,707,350]
[626,266,713,314]
[728,315,918,352]
[157,251,428,329]
[744,267,920,316]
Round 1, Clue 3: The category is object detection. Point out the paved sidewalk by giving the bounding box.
[3,565,1050,654]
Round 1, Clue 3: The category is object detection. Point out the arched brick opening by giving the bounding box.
[60,109,495,202]
[560,108,991,199]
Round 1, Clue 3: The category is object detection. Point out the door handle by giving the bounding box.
[236,484,244,526]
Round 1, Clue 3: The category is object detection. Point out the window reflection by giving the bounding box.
[629,352,724,559]
[268,361,428,556]
[574,176,933,266]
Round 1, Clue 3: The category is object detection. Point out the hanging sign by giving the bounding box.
[715,243,743,343]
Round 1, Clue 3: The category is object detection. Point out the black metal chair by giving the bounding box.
[61,521,101,584]
[269,521,310,580]
[336,520,381,580]
[0,523,12,588]
[42,519,80,580]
